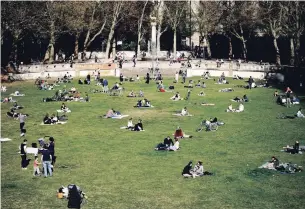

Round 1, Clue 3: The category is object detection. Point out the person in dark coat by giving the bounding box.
[182,161,194,178]
[145,73,150,84]
[68,185,82,209]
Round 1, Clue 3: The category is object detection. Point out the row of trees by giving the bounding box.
[1,1,305,66]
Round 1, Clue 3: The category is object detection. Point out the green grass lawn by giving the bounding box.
[1,77,305,209]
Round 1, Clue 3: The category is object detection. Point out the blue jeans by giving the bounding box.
[43,161,53,177]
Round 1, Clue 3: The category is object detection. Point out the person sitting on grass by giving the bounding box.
[274,90,279,97]
[43,113,52,124]
[192,161,204,177]
[127,90,136,97]
[185,89,191,100]
[181,107,189,116]
[111,82,120,91]
[242,94,249,102]
[292,95,300,105]
[60,103,70,112]
[127,118,134,129]
[155,136,174,151]
[104,109,120,118]
[226,104,235,112]
[235,103,244,112]
[182,161,194,178]
[297,108,305,118]
[232,96,241,102]
[168,138,180,151]
[201,82,206,88]
[12,102,23,110]
[157,81,166,92]
[174,126,192,139]
[133,119,144,131]
[7,109,20,119]
[282,141,301,154]
[138,90,144,97]
[259,156,280,170]
[198,91,205,96]
[195,80,201,87]
[50,114,58,123]
[170,92,181,101]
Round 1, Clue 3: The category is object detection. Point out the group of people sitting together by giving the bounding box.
[127,90,144,98]
[155,136,180,151]
[182,161,213,178]
[43,89,89,102]
[275,87,300,107]
[216,73,229,84]
[226,103,244,112]
[7,102,26,119]
[122,118,144,131]
[134,98,152,107]
[43,113,67,124]
[59,103,71,113]
[259,156,303,174]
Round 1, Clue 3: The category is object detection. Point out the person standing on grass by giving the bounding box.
[146,73,150,84]
[248,76,254,89]
[33,156,41,176]
[175,72,179,83]
[103,78,108,93]
[48,137,55,166]
[18,113,27,137]
[20,139,28,170]
[182,72,186,84]
[286,89,292,108]
[41,146,53,177]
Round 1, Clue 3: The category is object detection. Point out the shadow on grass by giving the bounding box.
[247,168,275,180]
[1,183,18,189]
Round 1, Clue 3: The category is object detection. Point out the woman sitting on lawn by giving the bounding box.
[127,90,136,97]
[182,161,194,178]
[155,136,174,151]
[50,113,58,123]
[226,104,235,112]
[297,108,305,118]
[174,127,192,139]
[135,98,151,107]
[242,94,249,102]
[43,113,52,124]
[170,92,181,101]
[181,107,189,116]
[193,161,204,177]
[235,103,244,112]
[133,119,144,131]
[157,81,166,92]
[282,141,301,154]
[260,156,280,170]
[168,138,180,151]
[60,103,70,112]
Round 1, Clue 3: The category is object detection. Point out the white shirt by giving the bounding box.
[228,105,233,111]
[127,120,133,127]
[297,111,304,118]
[238,104,244,112]
[173,141,179,149]
[181,109,187,115]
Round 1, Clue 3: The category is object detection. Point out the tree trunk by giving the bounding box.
[137,32,141,57]
[294,35,301,67]
[157,27,161,58]
[74,32,80,60]
[273,37,281,66]
[44,20,55,64]
[112,37,116,59]
[242,39,247,60]
[289,37,295,66]
[106,20,117,59]
[156,0,164,58]
[228,36,233,59]
[173,28,177,59]
[205,33,212,58]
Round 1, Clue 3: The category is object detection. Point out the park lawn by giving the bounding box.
[1,76,305,209]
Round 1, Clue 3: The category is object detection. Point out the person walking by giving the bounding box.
[41,146,53,177]
[146,73,150,84]
[33,156,41,176]
[132,55,136,67]
[20,139,28,170]
[19,113,27,136]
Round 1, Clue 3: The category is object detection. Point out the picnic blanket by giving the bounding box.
[10,93,25,96]
[0,138,12,142]
[134,106,154,108]
[40,121,67,125]
[172,113,193,117]
[104,115,129,119]
[57,109,71,113]
[201,103,215,106]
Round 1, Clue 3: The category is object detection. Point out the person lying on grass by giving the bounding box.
[282,141,304,154]
[104,109,121,118]
[174,127,192,139]
[170,92,181,101]
[219,88,234,92]
[297,108,305,118]
[155,136,174,150]
[259,156,303,173]
[127,90,136,97]
[232,95,248,103]
[12,102,23,110]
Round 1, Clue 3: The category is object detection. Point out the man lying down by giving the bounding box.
[173,127,193,139]
[155,136,180,151]
[259,156,303,173]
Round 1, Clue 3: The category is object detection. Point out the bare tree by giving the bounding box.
[193,1,221,58]
[153,0,167,58]
[164,1,187,58]
[136,0,149,57]
[105,1,125,59]
[258,1,286,66]
[281,1,305,66]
